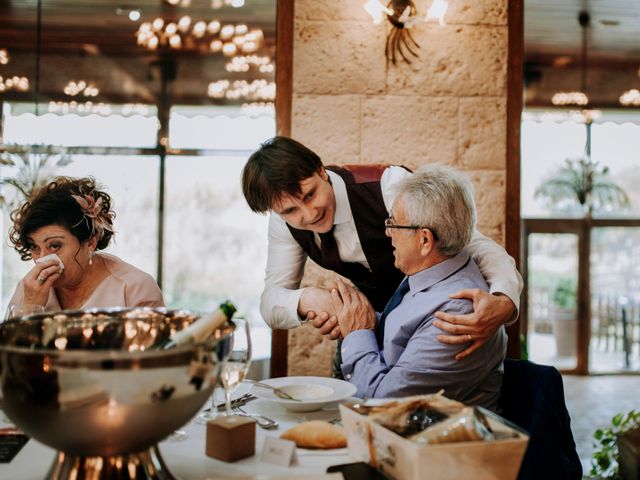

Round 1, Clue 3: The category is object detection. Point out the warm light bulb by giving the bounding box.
[235,24,248,35]
[178,16,192,32]
[364,0,393,25]
[425,0,448,26]
[152,18,164,31]
[220,24,235,40]
[210,40,223,52]
[193,21,207,37]
[169,34,182,48]
[128,10,141,22]
[207,20,221,34]
[165,23,178,35]
[222,42,238,57]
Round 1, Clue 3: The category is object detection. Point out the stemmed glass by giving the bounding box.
[220,317,252,416]
[6,304,44,321]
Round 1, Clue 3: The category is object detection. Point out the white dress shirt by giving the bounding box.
[260,167,523,329]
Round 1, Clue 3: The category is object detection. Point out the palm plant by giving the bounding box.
[534,157,629,216]
[0,144,72,209]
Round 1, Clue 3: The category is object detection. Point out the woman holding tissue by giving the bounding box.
[7,176,164,311]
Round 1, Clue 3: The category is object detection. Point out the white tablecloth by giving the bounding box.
[0,383,354,480]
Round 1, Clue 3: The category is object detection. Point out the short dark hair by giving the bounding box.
[9,176,115,261]
[241,136,323,213]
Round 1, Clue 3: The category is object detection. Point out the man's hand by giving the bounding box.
[308,311,341,339]
[298,287,341,339]
[330,278,376,337]
[433,289,515,361]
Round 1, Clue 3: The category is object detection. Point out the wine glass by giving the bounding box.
[221,317,252,416]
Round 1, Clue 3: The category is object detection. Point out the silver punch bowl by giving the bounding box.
[0,307,234,480]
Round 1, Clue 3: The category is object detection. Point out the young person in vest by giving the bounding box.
[241,136,522,377]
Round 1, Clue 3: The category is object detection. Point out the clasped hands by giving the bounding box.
[299,281,516,361]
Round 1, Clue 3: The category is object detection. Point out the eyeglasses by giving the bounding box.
[384,218,439,240]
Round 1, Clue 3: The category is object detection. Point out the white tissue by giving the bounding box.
[36,253,65,271]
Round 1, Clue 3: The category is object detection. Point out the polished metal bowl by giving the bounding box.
[0,307,234,480]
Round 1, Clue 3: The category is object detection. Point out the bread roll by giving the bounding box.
[281,420,346,449]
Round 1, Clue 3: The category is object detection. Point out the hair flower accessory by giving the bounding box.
[72,194,113,240]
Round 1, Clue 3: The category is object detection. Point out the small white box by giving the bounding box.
[340,402,529,480]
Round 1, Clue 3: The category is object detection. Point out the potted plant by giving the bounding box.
[0,144,72,208]
[551,277,577,357]
[534,156,629,216]
[591,410,640,479]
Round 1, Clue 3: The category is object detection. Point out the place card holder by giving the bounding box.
[0,428,29,463]
[205,415,255,462]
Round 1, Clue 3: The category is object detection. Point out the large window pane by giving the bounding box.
[169,105,275,150]
[527,233,579,370]
[164,154,270,360]
[521,113,587,217]
[590,227,640,372]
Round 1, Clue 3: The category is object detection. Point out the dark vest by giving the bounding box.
[287,165,405,311]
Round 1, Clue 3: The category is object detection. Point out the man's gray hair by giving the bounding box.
[393,165,477,256]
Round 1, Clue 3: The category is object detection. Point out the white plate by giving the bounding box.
[250,376,357,412]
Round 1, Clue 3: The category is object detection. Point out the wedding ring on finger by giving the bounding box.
[37,275,46,284]
[467,334,473,342]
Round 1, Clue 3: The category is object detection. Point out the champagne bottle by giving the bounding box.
[159,301,236,349]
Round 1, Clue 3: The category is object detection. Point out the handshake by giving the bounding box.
[298,280,377,340]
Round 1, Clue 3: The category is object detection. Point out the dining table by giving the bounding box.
[0,381,357,480]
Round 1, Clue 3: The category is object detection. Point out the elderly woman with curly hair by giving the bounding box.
[7,176,164,311]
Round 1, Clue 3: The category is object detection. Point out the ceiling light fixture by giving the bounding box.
[211,0,244,9]
[552,11,590,107]
[364,0,448,65]
[0,75,29,93]
[207,79,275,101]
[136,17,263,53]
[64,80,99,97]
[619,89,640,107]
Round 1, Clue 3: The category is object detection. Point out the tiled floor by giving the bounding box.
[563,374,640,474]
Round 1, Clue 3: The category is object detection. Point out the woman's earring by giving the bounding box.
[89,251,93,266]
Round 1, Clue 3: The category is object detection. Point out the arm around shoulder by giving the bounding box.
[467,230,523,317]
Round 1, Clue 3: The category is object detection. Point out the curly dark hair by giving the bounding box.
[9,176,115,261]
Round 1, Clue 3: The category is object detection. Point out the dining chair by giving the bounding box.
[498,359,582,480]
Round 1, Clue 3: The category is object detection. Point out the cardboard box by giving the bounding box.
[340,403,529,480]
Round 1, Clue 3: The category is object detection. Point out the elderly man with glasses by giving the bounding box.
[242,136,521,378]
[331,165,507,409]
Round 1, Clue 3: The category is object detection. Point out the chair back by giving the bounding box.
[499,359,582,480]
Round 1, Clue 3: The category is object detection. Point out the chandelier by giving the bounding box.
[0,75,29,93]
[64,80,99,97]
[619,89,640,107]
[552,11,591,107]
[207,79,274,101]
[135,16,263,55]
[225,55,273,73]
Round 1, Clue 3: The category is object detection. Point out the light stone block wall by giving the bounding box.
[287,0,510,376]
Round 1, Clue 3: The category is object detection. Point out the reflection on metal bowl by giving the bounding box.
[0,307,234,480]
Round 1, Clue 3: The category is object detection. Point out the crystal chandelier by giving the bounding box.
[135,16,263,55]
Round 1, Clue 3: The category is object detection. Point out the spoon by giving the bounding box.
[234,405,279,430]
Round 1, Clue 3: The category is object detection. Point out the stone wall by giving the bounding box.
[287,0,510,376]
